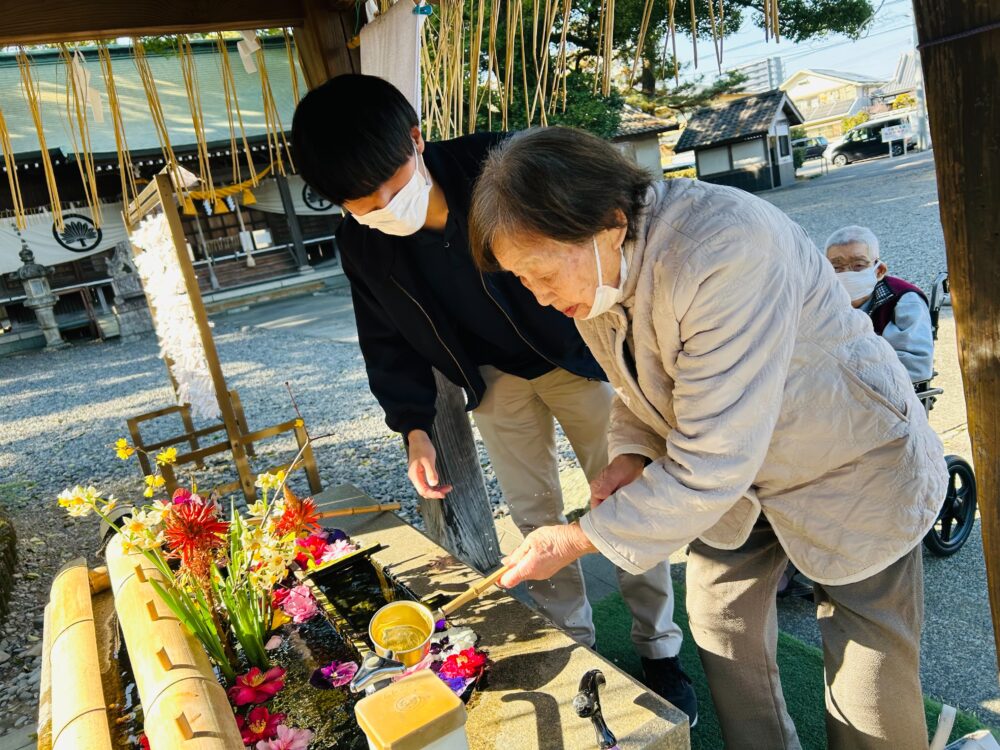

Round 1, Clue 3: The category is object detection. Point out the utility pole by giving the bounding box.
[911,23,931,151]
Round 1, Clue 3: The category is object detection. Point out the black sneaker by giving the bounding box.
[640,655,698,728]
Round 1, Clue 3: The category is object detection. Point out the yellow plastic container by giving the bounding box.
[355,670,468,750]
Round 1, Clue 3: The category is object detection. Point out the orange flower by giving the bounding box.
[272,486,319,538]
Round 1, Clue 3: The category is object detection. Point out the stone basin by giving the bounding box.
[316,484,690,750]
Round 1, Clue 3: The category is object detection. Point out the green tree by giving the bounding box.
[842,110,870,131]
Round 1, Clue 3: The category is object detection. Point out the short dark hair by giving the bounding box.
[291,74,419,204]
[469,126,653,270]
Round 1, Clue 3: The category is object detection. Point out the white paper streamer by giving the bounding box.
[130,213,221,421]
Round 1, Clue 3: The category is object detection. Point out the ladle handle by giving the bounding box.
[439,566,508,618]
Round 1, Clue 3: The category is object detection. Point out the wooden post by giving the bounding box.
[911,2,1000,664]
[418,371,502,574]
[275,173,312,271]
[294,0,362,90]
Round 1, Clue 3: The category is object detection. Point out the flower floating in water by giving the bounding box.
[115,438,135,461]
[155,446,178,466]
[265,635,283,651]
[279,584,318,624]
[255,725,315,750]
[318,538,357,566]
[228,666,287,706]
[310,659,359,689]
[237,706,285,746]
[294,531,329,568]
[440,675,472,694]
[438,648,487,680]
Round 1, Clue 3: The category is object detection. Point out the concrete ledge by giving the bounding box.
[315,484,690,750]
[202,267,344,314]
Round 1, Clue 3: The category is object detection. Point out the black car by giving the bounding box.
[791,136,828,159]
[826,117,914,166]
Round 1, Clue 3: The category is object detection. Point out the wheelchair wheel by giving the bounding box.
[923,455,977,557]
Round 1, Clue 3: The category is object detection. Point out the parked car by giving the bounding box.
[824,117,915,166]
[791,136,828,160]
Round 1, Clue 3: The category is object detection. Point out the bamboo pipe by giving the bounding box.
[106,537,243,749]
[250,502,401,526]
[36,602,53,750]
[438,566,508,619]
[88,565,110,594]
[47,559,113,750]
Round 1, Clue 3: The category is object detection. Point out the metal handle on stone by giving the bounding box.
[439,566,508,618]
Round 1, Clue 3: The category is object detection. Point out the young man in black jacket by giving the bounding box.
[292,74,695,721]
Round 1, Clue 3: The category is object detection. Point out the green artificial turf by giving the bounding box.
[592,586,990,749]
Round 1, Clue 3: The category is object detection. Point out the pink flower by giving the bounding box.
[172,487,193,504]
[310,659,358,689]
[318,539,357,565]
[228,666,286,706]
[438,648,487,680]
[256,725,314,750]
[280,584,318,624]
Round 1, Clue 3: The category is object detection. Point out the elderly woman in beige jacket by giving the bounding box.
[470,127,948,750]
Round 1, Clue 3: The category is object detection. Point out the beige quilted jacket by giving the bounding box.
[577,178,947,585]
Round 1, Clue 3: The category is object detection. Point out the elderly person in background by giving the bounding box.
[825,225,934,383]
[471,127,947,750]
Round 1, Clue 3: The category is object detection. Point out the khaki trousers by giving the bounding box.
[474,366,682,658]
[687,517,928,750]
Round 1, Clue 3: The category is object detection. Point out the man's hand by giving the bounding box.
[498,523,598,589]
[406,430,453,499]
[589,453,647,509]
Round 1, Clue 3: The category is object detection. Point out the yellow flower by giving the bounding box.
[271,609,292,629]
[143,474,166,498]
[254,470,287,492]
[155,447,178,466]
[104,495,118,514]
[115,438,135,461]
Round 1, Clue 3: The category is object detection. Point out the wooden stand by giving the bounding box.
[123,173,322,503]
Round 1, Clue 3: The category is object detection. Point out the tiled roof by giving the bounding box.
[796,97,855,122]
[0,38,304,160]
[872,51,918,99]
[612,107,678,140]
[674,90,802,152]
[806,68,885,85]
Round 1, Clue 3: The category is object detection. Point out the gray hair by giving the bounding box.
[824,225,880,259]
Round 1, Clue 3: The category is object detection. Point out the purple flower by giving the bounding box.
[441,675,471,694]
[310,660,359,689]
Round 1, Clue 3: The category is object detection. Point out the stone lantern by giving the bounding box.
[15,231,67,349]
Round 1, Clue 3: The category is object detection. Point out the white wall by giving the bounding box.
[697,146,731,175]
[731,139,766,168]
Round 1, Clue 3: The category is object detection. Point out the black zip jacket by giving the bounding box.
[337,131,606,436]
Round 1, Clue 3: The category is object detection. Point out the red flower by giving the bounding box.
[273,486,319,538]
[162,500,228,582]
[294,532,328,567]
[227,666,286,706]
[171,487,193,504]
[438,648,487,680]
[237,706,284,746]
[272,587,290,608]
[137,735,150,749]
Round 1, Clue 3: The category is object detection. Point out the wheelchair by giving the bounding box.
[917,272,978,557]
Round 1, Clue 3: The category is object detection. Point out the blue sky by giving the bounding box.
[674,0,916,85]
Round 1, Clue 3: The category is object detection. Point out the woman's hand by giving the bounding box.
[406,430,453,499]
[498,523,598,588]
[589,453,647,509]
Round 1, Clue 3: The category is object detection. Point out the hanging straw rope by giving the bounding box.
[256,39,296,175]
[178,35,223,212]
[283,28,301,107]
[97,42,138,211]
[0,105,26,230]
[216,33,259,189]
[16,48,63,231]
[628,0,657,89]
[59,45,102,228]
[133,38,185,194]
[467,0,487,133]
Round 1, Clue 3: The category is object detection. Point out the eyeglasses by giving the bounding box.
[831,258,879,274]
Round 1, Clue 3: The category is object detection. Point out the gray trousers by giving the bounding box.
[687,517,928,750]
[474,365,683,659]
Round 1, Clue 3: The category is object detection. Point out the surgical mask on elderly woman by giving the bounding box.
[836,260,879,301]
[584,237,628,319]
[351,145,431,236]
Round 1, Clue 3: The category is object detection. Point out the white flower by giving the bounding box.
[430,626,478,657]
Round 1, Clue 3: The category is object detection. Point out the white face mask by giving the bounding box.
[584,237,627,320]
[836,260,879,302]
[352,144,431,236]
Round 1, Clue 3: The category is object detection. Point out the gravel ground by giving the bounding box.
[762,151,1000,727]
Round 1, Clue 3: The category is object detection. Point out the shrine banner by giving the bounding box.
[0,202,129,275]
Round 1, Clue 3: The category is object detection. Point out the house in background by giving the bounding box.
[870,50,920,112]
[724,56,785,94]
[674,89,803,192]
[781,68,885,138]
[611,107,678,175]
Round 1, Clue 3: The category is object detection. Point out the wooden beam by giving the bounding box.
[295,0,362,90]
[911,2,1000,664]
[418,372,502,575]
